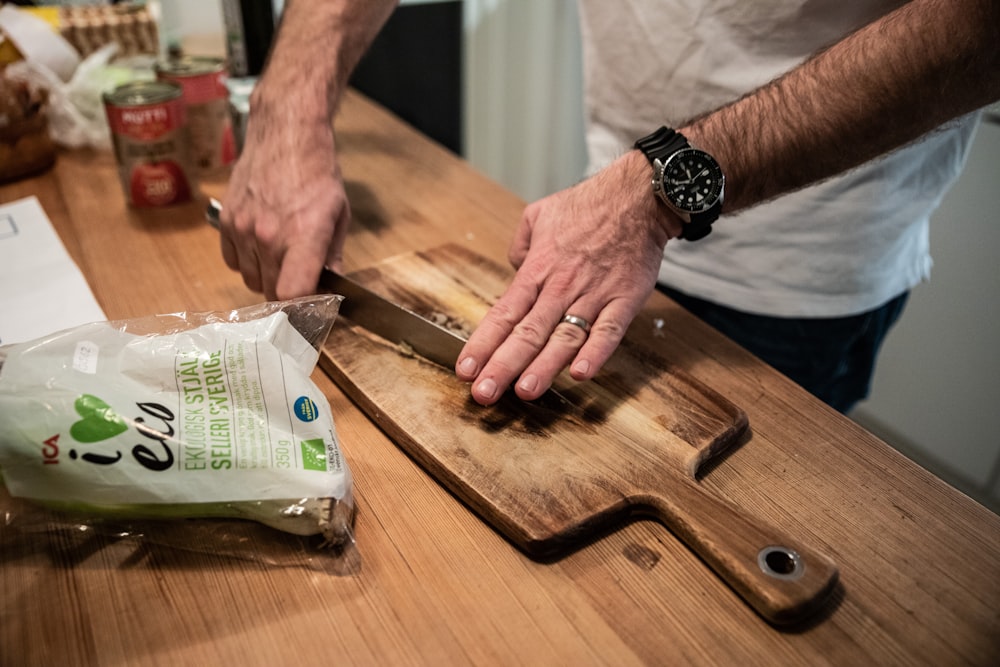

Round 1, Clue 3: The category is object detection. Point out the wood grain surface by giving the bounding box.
[1,90,998,665]
[320,244,838,624]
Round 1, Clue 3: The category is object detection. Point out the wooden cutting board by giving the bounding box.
[320,244,838,625]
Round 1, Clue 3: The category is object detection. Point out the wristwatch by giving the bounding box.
[634,126,725,241]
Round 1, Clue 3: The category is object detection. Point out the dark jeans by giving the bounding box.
[658,286,909,413]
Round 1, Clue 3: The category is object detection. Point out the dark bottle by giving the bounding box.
[221,0,276,77]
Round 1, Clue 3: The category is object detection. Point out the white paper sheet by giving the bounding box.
[0,196,106,346]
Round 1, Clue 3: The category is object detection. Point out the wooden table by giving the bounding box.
[2,91,998,666]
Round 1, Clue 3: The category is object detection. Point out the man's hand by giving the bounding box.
[455,151,682,405]
[215,0,399,301]
[219,116,350,301]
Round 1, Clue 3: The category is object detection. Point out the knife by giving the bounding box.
[205,199,467,370]
[318,270,467,370]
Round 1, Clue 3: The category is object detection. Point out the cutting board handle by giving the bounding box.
[638,479,839,625]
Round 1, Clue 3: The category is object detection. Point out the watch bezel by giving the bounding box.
[653,147,726,216]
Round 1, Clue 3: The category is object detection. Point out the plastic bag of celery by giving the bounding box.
[0,295,358,571]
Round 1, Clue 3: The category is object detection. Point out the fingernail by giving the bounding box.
[572,359,591,376]
[518,374,538,393]
[458,356,478,376]
[476,378,497,401]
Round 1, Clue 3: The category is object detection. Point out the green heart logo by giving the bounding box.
[70,394,128,443]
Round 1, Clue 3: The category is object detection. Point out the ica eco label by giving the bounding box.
[0,312,346,505]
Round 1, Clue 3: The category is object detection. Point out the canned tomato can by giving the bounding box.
[155,56,236,172]
[103,81,196,208]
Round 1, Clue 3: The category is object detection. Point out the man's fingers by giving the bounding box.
[220,227,239,272]
[236,244,264,295]
[277,241,327,300]
[460,260,653,406]
[569,299,635,380]
[462,273,598,405]
[324,201,352,274]
[507,203,538,269]
[512,306,596,401]
[456,275,542,381]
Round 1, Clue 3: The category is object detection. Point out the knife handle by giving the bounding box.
[638,478,839,625]
[205,198,222,229]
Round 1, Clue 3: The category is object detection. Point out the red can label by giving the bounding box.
[156,57,236,172]
[104,82,196,208]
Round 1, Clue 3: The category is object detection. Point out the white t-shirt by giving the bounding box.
[577,0,980,317]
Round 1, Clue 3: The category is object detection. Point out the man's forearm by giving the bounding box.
[250,0,399,123]
[681,0,1000,214]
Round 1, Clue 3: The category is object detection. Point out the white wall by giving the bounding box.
[463,0,587,202]
[149,0,224,56]
[852,110,1000,513]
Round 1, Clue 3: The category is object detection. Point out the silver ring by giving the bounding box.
[561,314,591,333]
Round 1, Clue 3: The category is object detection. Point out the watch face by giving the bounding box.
[660,148,725,214]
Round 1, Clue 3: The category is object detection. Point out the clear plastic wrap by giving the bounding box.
[0,295,359,574]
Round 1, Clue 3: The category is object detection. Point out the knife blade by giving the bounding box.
[205,198,466,370]
[318,270,467,370]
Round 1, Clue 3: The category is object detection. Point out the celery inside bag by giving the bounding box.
[0,296,356,555]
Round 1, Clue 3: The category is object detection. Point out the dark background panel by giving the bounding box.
[350,1,463,154]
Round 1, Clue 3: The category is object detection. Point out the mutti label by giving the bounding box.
[106,100,186,141]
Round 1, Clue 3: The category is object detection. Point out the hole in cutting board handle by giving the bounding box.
[758,546,805,580]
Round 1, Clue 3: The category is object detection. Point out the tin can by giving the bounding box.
[155,56,236,173]
[103,81,195,208]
